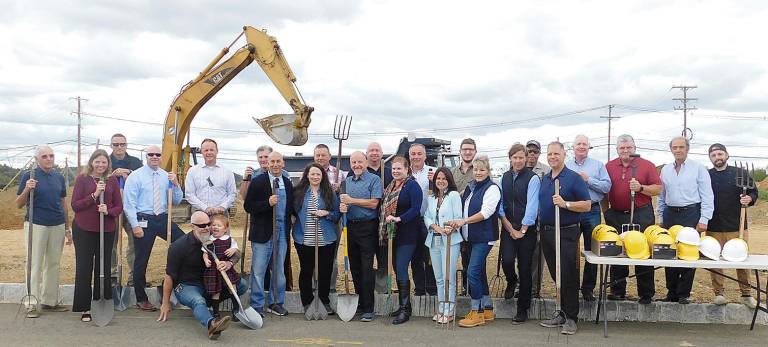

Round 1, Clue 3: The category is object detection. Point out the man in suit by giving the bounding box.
[244,151,294,316]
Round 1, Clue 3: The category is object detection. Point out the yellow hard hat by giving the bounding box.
[592,224,609,240]
[623,230,650,259]
[594,225,618,240]
[677,242,700,261]
[653,233,675,246]
[648,228,670,247]
[668,225,684,240]
[597,230,623,246]
[644,225,661,239]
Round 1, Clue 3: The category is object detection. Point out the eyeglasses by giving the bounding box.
[192,222,211,228]
[40,154,54,159]
[528,150,540,154]
[146,153,162,157]
[111,143,127,147]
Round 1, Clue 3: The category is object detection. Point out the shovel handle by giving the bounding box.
[554,179,561,310]
[205,247,242,306]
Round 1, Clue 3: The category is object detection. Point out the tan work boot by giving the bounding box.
[458,310,485,328]
[483,308,495,322]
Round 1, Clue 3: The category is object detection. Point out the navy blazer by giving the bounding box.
[391,179,423,246]
[243,172,295,244]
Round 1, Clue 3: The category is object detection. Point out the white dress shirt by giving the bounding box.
[184,163,237,212]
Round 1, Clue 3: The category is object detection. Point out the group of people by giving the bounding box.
[17,132,759,339]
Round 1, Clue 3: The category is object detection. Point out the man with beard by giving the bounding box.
[707,143,758,308]
[451,138,477,295]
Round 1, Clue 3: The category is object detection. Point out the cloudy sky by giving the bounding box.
[2,0,767,175]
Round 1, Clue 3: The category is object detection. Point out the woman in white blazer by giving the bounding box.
[423,167,463,323]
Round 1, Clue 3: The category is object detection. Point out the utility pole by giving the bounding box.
[672,85,697,139]
[600,104,620,162]
[70,96,88,170]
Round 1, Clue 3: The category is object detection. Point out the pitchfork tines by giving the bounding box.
[736,161,756,190]
[333,115,352,140]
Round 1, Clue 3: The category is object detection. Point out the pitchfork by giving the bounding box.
[736,161,756,242]
[489,254,505,299]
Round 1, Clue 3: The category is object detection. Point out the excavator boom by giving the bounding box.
[161,26,313,175]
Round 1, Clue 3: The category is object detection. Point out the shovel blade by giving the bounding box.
[112,286,129,312]
[254,114,308,146]
[91,299,114,327]
[236,307,264,329]
[336,294,358,322]
[304,298,327,320]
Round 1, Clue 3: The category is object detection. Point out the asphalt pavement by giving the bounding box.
[1,304,766,346]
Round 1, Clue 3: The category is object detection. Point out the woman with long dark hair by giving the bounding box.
[292,163,340,314]
[423,167,463,324]
[380,155,423,325]
[71,149,123,322]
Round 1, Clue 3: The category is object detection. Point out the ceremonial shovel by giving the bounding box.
[92,177,114,327]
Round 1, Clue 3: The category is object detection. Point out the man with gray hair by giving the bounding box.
[409,142,437,296]
[605,135,661,304]
[564,134,611,302]
[15,145,71,318]
[658,136,714,304]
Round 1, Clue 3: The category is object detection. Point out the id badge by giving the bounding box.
[138,219,148,228]
[433,234,443,248]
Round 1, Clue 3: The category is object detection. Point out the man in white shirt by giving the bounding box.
[408,143,437,296]
[184,139,236,215]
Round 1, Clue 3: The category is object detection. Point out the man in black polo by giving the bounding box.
[157,211,244,340]
[537,141,591,335]
[366,142,392,294]
[109,133,143,285]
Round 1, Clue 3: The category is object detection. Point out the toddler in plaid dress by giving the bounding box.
[203,214,241,318]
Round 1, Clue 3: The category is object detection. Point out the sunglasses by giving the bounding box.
[146,153,162,157]
[111,143,127,147]
[192,222,211,228]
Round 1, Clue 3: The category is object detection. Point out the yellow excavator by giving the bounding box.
[160,25,313,178]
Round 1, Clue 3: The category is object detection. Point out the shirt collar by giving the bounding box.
[208,234,230,241]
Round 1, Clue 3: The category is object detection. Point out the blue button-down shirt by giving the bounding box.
[122,165,183,228]
[498,171,541,227]
[657,159,714,225]
[344,171,382,221]
[565,156,611,202]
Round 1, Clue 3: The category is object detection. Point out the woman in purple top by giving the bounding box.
[71,149,123,322]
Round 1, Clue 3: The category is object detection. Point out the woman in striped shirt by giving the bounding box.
[292,163,340,314]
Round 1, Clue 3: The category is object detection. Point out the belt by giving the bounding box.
[137,212,166,219]
[592,202,601,207]
[610,204,652,214]
[348,218,377,224]
[666,203,700,213]
[542,223,579,229]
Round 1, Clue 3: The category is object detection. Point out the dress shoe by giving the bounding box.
[136,301,157,311]
[207,316,231,340]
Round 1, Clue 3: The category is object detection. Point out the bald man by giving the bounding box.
[122,145,185,311]
[244,151,295,316]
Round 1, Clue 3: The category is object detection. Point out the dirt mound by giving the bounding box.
[758,177,768,190]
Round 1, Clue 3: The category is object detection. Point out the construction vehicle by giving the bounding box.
[159,26,312,221]
[160,25,313,181]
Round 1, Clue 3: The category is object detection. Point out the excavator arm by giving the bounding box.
[160,26,313,175]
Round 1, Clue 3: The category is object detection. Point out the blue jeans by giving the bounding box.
[394,244,416,282]
[429,239,460,315]
[468,242,493,311]
[579,203,601,293]
[175,278,248,328]
[250,229,287,312]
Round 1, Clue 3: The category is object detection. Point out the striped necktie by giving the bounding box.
[153,172,162,215]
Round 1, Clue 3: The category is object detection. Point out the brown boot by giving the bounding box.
[208,316,232,340]
[458,310,485,328]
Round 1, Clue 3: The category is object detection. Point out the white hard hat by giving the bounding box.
[699,236,721,260]
[721,238,749,262]
[676,227,701,246]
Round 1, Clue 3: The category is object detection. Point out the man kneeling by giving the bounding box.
[157,211,247,340]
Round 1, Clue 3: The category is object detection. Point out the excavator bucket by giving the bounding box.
[253,114,308,146]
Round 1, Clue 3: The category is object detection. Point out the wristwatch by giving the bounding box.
[639,185,644,192]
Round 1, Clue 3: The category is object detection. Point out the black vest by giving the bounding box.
[501,167,536,230]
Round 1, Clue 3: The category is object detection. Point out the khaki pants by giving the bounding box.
[709,231,751,296]
[24,222,65,307]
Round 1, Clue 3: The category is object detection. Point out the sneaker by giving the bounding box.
[638,296,653,305]
[678,297,691,305]
[511,311,527,325]
[741,296,758,309]
[713,295,728,305]
[41,304,68,312]
[540,312,566,328]
[432,314,439,321]
[360,312,374,322]
[26,307,40,319]
[458,310,485,328]
[560,319,577,335]
[483,308,495,322]
[267,304,288,316]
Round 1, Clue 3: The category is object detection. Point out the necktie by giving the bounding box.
[153,172,162,215]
